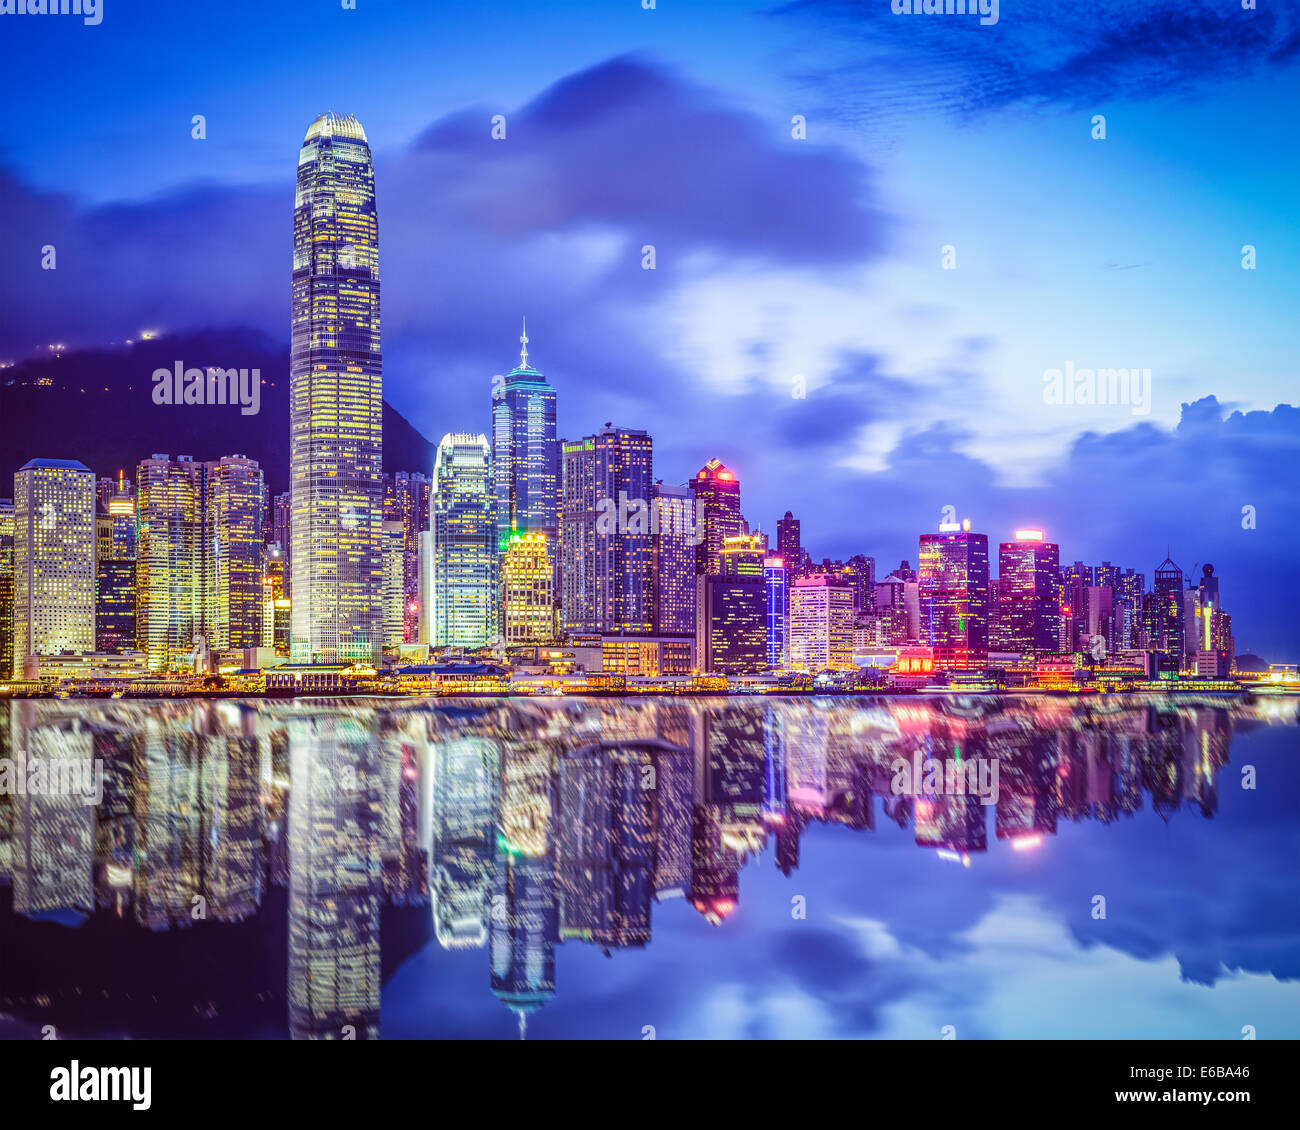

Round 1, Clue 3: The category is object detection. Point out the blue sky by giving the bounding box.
[1,0,1297,655]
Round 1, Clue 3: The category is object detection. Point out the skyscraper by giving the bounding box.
[690,459,742,576]
[430,433,497,649]
[205,454,265,652]
[492,322,557,553]
[135,454,206,671]
[995,529,1060,656]
[290,112,384,665]
[789,574,854,672]
[918,519,990,671]
[11,459,96,677]
[390,471,431,643]
[136,454,264,670]
[1153,555,1184,669]
[502,530,555,645]
[560,424,654,635]
[697,535,767,674]
[651,481,696,637]
[381,519,406,652]
[776,512,802,582]
[764,557,788,670]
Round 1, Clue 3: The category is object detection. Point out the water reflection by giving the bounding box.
[0,695,1295,1039]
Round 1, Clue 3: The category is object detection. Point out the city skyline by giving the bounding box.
[1,1,1295,662]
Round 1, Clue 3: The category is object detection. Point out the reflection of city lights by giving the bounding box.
[1010,835,1043,851]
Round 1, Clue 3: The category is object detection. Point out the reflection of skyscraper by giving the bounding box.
[8,705,95,920]
[287,712,383,1040]
[430,737,498,948]
[290,113,384,665]
[492,726,558,1037]
[12,459,96,677]
[430,433,497,648]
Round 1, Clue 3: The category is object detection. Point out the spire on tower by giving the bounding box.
[519,317,529,369]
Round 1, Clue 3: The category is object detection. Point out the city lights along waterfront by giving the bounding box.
[0,111,1294,700]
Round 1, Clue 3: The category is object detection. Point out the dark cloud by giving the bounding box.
[775,0,1298,119]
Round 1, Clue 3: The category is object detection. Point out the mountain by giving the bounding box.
[0,327,435,493]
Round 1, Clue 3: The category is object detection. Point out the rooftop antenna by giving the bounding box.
[519,317,529,369]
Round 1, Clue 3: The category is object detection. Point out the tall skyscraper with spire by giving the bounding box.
[492,319,558,554]
[290,112,384,664]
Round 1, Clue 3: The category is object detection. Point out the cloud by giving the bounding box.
[776,0,1299,119]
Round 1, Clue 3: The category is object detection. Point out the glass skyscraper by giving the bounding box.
[492,323,557,553]
[11,459,96,678]
[290,112,384,665]
[430,432,497,649]
[651,481,696,636]
[690,459,742,576]
[560,424,654,635]
[995,529,1060,656]
[918,520,990,671]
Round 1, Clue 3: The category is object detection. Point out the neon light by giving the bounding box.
[1014,528,1043,541]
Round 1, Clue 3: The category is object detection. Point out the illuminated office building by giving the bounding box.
[205,454,265,652]
[430,433,497,649]
[382,519,406,651]
[844,554,875,613]
[384,471,430,643]
[651,481,696,636]
[502,530,555,645]
[11,459,96,677]
[697,537,766,674]
[995,529,1059,656]
[262,542,291,654]
[135,455,206,671]
[1153,555,1184,669]
[776,511,803,582]
[95,558,136,653]
[789,573,854,671]
[560,425,654,635]
[918,519,989,671]
[492,322,557,554]
[290,112,384,665]
[764,557,788,670]
[136,454,264,669]
[690,459,742,576]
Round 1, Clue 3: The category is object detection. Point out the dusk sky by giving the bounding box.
[1,0,1297,656]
